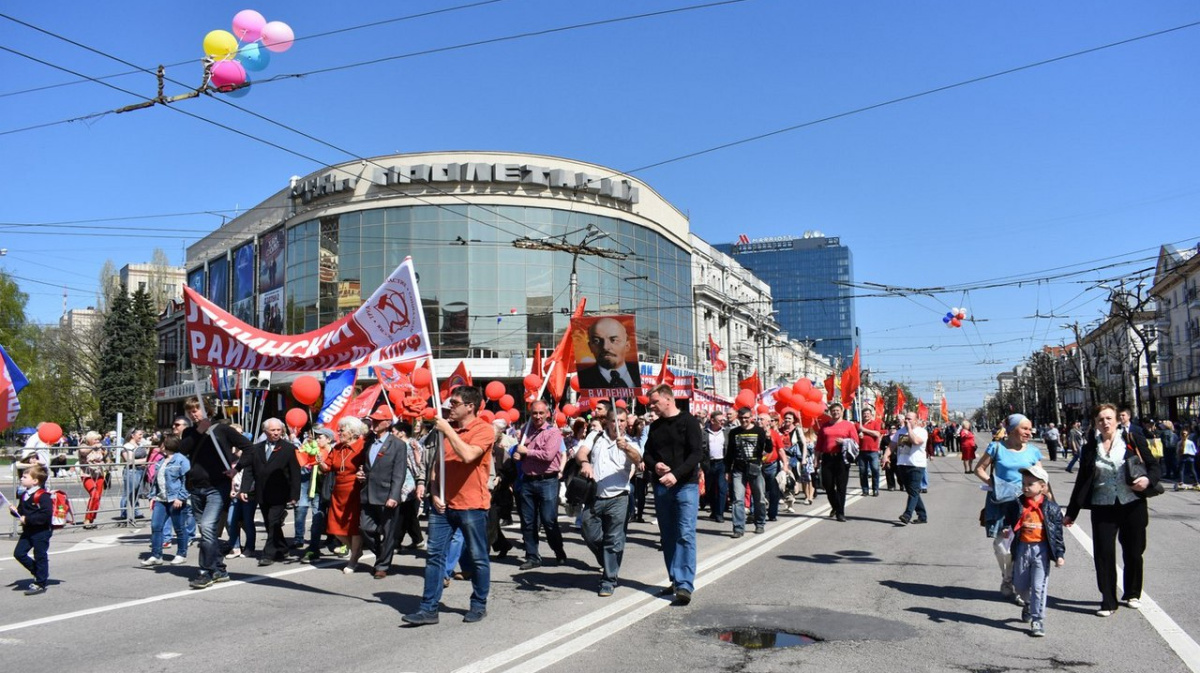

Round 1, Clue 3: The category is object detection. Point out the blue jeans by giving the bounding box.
[444,529,465,579]
[730,465,765,532]
[14,529,51,585]
[1012,540,1051,621]
[151,501,191,560]
[899,465,927,521]
[703,459,727,518]
[190,486,231,575]
[121,468,145,518]
[653,481,699,593]
[1065,450,1081,472]
[763,462,782,520]
[294,474,319,543]
[419,508,490,613]
[1178,456,1198,486]
[857,452,881,493]
[518,477,564,563]
[581,494,629,587]
[226,496,257,552]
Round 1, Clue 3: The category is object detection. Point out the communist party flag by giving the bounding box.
[823,374,835,403]
[874,394,884,419]
[708,334,727,373]
[894,387,906,416]
[917,398,929,421]
[531,342,543,378]
[657,350,675,387]
[440,360,473,401]
[740,370,763,397]
[840,348,860,407]
[546,298,587,401]
[941,397,949,423]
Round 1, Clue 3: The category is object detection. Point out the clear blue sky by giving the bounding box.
[2,1,1197,408]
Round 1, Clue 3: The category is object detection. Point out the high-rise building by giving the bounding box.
[716,231,858,363]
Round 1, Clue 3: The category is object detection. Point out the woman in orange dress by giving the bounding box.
[322,416,367,574]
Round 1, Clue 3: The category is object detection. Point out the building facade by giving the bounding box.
[715,232,858,364]
[1078,298,1158,420]
[162,151,696,413]
[1151,243,1200,423]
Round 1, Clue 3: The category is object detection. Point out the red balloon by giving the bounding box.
[735,389,755,410]
[292,375,321,406]
[422,407,437,420]
[285,408,308,430]
[569,376,580,392]
[485,381,506,401]
[755,404,769,415]
[479,410,495,423]
[554,412,568,427]
[562,404,578,417]
[636,394,649,405]
[523,374,542,391]
[801,400,824,421]
[499,394,515,411]
[398,361,417,374]
[950,318,962,328]
[388,387,407,408]
[506,408,520,423]
[805,387,823,403]
[412,368,433,389]
[794,378,812,395]
[776,388,794,405]
[37,422,63,445]
[615,399,628,409]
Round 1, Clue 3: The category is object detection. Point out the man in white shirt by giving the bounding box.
[576,407,642,597]
[702,411,728,523]
[885,412,929,525]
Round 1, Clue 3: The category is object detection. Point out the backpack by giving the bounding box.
[33,489,75,529]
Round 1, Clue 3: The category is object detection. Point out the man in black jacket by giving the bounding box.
[180,397,251,589]
[238,417,301,566]
[360,409,408,578]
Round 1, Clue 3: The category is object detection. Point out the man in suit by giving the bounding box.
[237,417,301,566]
[360,409,408,579]
[576,317,641,390]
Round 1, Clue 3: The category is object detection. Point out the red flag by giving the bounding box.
[707,334,727,373]
[440,361,473,401]
[546,298,587,401]
[532,342,543,378]
[895,387,906,416]
[917,398,929,421]
[874,394,884,419]
[740,370,762,397]
[940,397,949,423]
[657,350,675,387]
[342,384,383,420]
[823,374,835,403]
[840,348,860,407]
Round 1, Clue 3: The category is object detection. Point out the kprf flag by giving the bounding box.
[319,368,359,427]
[0,344,29,432]
[874,394,884,419]
[186,257,431,372]
[707,334,727,373]
[657,350,675,387]
[740,370,762,397]
[342,384,383,420]
[440,361,473,401]
[545,298,587,401]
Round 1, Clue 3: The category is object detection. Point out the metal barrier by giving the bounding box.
[7,458,152,537]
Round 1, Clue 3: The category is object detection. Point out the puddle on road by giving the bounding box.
[707,628,820,649]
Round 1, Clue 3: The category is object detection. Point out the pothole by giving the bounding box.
[705,628,820,649]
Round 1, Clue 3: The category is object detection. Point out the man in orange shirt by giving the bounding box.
[403,385,495,626]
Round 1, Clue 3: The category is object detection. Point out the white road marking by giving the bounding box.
[0,637,23,645]
[454,499,850,673]
[1066,523,1200,672]
[155,652,182,660]
[0,531,144,562]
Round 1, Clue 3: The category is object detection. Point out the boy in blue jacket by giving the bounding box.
[9,464,54,595]
[1002,464,1065,637]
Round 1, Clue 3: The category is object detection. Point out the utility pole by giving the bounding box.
[512,224,626,309]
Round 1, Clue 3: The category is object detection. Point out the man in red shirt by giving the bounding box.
[814,403,858,522]
[856,406,884,497]
[403,385,495,626]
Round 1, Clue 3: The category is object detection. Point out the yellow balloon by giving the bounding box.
[203,30,239,61]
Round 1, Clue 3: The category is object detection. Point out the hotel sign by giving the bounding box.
[291,161,640,206]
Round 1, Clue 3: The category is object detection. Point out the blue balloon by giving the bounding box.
[942,316,951,323]
[235,42,271,72]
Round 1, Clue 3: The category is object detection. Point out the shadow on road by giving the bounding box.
[906,605,1025,632]
[880,579,998,602]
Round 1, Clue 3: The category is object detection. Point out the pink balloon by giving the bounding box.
[232,9,267,43]
[261,21,294,52]
[211,60,247,90]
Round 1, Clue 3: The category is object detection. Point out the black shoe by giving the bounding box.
[920,488,928,493]
[658,584,676,597]
[913,518,928,524]
[897,515,911,526]
[634,516,647,523]
[554,551,568,565]
[212,571,231,583]
[836,514,846,522]
[714,516,725,523]
[463,609,487,623]
[189,573,214,589]
[258,558,275,567]
[673,588,692,606]
[731,531,744,538]
[872,491,879,497]
[24,583,46,596]
[754,525,765,534]
[402,610,440,626]
[519,559,541,571]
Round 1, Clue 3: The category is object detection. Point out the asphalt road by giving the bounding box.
[2,438,1198,673]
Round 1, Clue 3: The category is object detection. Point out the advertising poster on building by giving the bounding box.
[207,255,229,311]
[570,314,641,399]
[188,268,205,295]
[231,243,255,325]
[258,227,285,332]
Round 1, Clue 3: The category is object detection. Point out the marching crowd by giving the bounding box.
[8,391,1197,637]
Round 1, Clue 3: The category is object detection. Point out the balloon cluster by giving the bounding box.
[484,381,520,424]
[203,9,294,97]
[942,307,968,328]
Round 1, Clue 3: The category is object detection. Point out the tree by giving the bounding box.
[879,380,916,420]
[97,287,156,430]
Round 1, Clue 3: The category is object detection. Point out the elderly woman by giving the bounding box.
[119,429,149,522]
[958,420,977,474]
[78,431,109,529]
[974,413,1043,604]
[322,416,367,573]
[1065,403,1160,616]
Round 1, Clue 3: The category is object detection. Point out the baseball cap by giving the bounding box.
[368,408,394,422]
[1020,465,1050,483]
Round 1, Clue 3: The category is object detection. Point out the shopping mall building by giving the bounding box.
[154,151,724,423]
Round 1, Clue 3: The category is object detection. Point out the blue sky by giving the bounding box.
[2,1,1197,408]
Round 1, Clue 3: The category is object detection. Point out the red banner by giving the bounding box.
[186,258,431,372]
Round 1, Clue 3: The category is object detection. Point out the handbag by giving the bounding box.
[1125,440,1164,498]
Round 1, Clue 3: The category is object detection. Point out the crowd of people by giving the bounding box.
[7,392,1196,638]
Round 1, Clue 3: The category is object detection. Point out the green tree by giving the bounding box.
[879,379,916,419]
[98,288,148,429]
